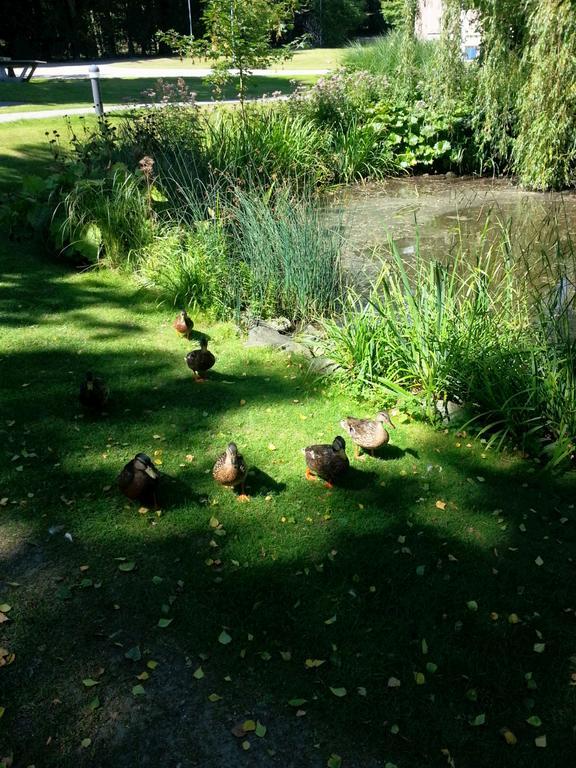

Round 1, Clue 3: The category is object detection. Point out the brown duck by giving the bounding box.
[185,338,215,382]
[174,310,194,339]
[340,411,395,458]
[212,442,249,501]
[79,372,109,412]
[304,436,349,487]
[118,453,160,506]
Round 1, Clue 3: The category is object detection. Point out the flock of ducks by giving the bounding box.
[79,309,396,507]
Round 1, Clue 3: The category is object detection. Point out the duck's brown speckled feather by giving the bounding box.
[212,451,247,487]
[305,444,349,483]
[340,417,390,450]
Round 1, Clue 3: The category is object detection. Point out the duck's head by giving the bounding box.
[134,452,160,479]
[226,442,239,465]
[332,436,346,454]
[377,411,395,428]
[179,310,188,320]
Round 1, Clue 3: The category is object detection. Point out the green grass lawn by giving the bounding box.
[107,48,344,71]
[1,236,576,768]
[0,74,316,113]
[1,120,576,768]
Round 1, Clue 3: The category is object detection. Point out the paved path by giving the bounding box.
[34,62,329,79]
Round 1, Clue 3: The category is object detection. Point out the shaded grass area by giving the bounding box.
[1,229,576,768]
[0,75,316,113]
[0,116,99,192]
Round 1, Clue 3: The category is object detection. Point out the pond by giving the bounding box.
[330,175,576,288]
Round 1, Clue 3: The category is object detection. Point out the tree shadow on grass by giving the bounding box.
[1,459,575,768]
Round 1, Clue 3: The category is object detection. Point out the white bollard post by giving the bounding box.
[88,65,104,117]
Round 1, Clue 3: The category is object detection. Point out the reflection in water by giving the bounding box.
[328,176,576,288]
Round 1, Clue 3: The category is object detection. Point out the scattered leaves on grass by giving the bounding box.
[435,500,446,510]
[526,715,542,727]
[132,685,146,696]
[0,648,15,668]
[329,687,347,698]
[327,755,342,768]
[193,666,205,680]
[534,735,547,748]
[305,659,326,668]
[533,643,546,653]
[469,713,486,727]
[118,561,136,572]
[157,618,173,628]
[88,697,100,711]
[288,698,307,707]
[124,646,142,662]
[467,600,478,612]
[0,706,5,719]
[81,738,92,748]
[255,721,267,738]
[82,679,99,688]
[324,615,336,625]
[0,605,11,613]
[535,556,544,566]
[500,727,517,745]
[388,677,401,688]
[208,693,222,702]
[218,630,232,645]
[147,660,159,670]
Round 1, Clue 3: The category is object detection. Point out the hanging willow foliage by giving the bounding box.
[466,0,575,187]
[432,0,465,106]
[513,0,576,190]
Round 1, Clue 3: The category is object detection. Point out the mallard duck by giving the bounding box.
[304,436,349,487]
[185,338,215,382]
[340,411,395,458]
[118,452,160,505]
[212,442,249,501]
[173,310,194,339]
[79,372,109,412]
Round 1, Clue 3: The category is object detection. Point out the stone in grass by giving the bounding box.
[245,325,313,358]
[434,398,467,426]
[266,317,293,333]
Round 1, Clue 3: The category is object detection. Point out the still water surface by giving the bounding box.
[331,176,576,286]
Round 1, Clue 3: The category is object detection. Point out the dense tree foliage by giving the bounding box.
[0,0,374,59]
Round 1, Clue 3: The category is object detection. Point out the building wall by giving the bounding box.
[416,0,481,49]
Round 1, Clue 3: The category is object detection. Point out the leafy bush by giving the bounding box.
[291,69,389,131]
[57,164,155,267]
[138,222,228,314]
[365,98,476,172]
[343,31,436,98]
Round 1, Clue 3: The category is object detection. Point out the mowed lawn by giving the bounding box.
[0,73,316,113]
[1,126,576,768]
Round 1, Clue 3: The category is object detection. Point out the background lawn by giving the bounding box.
[0,74,316,113]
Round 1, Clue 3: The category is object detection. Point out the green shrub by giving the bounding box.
[138,222,228,314]
[58,165,155,267]
[290,69,389,130]
[343,30,436,98]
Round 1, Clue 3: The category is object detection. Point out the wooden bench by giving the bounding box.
[0,60,46,82]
